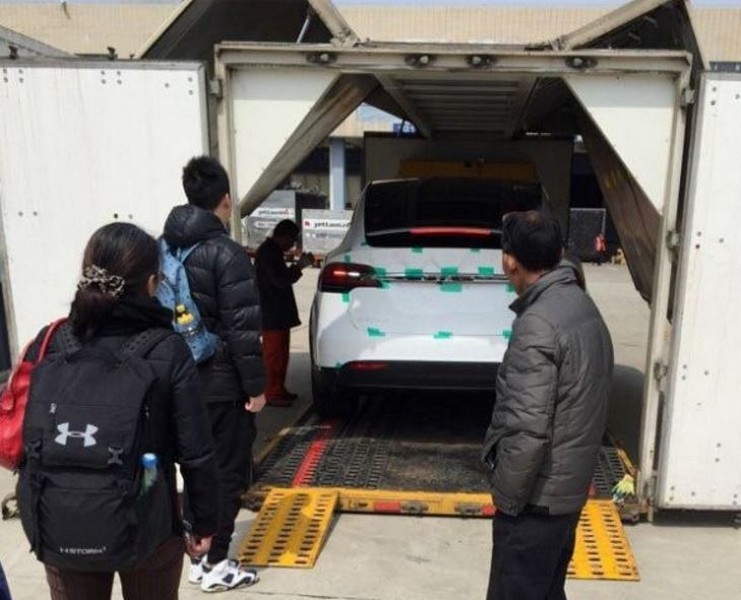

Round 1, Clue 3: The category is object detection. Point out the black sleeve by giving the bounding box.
[164,336,219,537]
[259,245,302,290]
[215,247,266,397]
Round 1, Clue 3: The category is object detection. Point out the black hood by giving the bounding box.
[163,204,227,248]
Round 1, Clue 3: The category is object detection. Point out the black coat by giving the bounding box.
[163,205,265,401]
[31,299,219,538]
[254,237,302,330]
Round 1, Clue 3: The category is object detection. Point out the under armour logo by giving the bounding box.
[54,423,99,447]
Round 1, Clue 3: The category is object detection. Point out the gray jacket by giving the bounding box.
[482,266,613,516]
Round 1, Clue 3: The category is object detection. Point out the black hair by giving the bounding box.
[501,210,563,272]
[182,156,230,211]
[70,222,159,340]
[273,219,299,239]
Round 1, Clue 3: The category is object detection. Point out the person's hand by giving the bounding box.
[185,535,212,559]
[297,252,314,269]
[245,393,266,413]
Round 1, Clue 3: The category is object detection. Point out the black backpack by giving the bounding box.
[18,324,174,571]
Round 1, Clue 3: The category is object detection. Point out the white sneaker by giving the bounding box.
[200,559,259,593]
[188,556,205,584]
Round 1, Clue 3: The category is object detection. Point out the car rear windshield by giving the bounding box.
[364,178,543,248]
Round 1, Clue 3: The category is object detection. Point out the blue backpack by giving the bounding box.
[156,239,219,363]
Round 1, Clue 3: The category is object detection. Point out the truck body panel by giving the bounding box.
[0,61,208,354]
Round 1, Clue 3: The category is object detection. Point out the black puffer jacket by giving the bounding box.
[482,266,613,516]
[28,299,219,538]
[163,205,265,401]
[255,237,302,330]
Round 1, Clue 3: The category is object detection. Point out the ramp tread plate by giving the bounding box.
[239,488,338,568]
[568,500,640,581]
[255,398,629,499]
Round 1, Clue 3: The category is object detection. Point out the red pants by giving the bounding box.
[262,329,291,398]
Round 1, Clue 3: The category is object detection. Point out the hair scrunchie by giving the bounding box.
[77,265,125,299]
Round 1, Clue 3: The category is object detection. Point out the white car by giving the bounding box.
[309,177,543,415]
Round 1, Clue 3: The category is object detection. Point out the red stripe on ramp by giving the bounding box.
[291,420,341,486]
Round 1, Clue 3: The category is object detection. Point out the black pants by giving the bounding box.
[486,508,581,600]
[185,401,256,564]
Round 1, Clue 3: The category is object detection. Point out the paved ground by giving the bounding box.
[2,264,740,599]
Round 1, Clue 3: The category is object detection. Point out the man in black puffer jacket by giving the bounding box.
[482,211,613,600]
[162,156,266,593]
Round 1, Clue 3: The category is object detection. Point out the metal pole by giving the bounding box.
[329,137,346,211]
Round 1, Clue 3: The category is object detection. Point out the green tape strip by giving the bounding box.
[375,267,387,277]
[441,266,459,277]
[478,266,495,277]
[506,283,516,293]
[341,293,350,304]
[367,327,386,338]
[344,254,352,263]
[335,362,343,369]
[433,331,453,340]
[441,282,463,293]
[503,329,512,340]
[405,268,424,279]
[380,281,391,289]
[470,248,481,253]
[412,247,424,254]
[360,241,369,247]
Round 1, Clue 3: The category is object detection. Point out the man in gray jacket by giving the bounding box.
[482,211,613,600]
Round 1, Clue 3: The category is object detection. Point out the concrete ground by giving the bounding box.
[1,264,740,599]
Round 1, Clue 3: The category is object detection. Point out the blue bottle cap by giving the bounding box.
[142,453,158,468]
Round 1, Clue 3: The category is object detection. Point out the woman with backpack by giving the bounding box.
[16,223,219,600]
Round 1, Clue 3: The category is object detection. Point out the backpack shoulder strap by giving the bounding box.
[37,319,66,360]
[159,237,201,268]
[54,321,81,357]
[117,328,174,362]
[22,318,70,363]
[177,242,202,263]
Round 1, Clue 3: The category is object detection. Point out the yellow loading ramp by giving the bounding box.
[238,488,639,581]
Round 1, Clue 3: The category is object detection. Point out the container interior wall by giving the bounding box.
[577,107,660,303]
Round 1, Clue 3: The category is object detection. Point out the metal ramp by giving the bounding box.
[243,394,640,580]
[239,489,639,580]
[250,394,632,507]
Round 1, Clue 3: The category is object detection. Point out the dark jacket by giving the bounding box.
[254,237,302,330]
[31,299,219,537]
[482,265,613,516]
[163,204,265,401]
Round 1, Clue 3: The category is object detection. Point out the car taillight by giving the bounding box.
[320,262,382,293]
[347,361,389,371]
[409,226,493,237]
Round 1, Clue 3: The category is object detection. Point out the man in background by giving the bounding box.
[255,219,313,407]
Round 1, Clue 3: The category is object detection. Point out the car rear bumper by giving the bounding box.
[317,360,499,393]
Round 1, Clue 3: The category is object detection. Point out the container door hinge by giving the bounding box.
[665,230,681,252]
[208,78,223,99]
[653,361,668,382]
[680,87,695,107]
